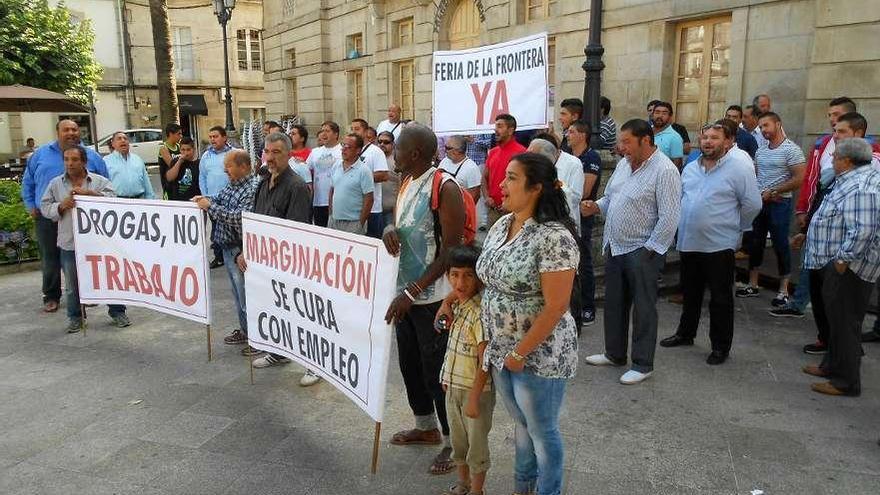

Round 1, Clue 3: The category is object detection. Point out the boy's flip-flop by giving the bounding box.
[390,428,442,445]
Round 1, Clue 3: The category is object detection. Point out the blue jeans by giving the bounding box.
[749,198,792,277]
[789,254,811,311]
[492,367,567,495]
[222,247,247,333]
[60,249,125,321]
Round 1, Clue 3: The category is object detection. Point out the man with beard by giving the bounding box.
[651,102,685,169]
[660,121,761,365]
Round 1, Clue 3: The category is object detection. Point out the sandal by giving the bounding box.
[429,446,455,475]
[390,428,441,445]
[443,483,470,495]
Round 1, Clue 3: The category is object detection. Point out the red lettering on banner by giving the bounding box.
[179,267,199,306]
[106,255,122,290]
[489,80,509,123]
[470,82,491,125]
[85,254,102,289]
[470,80,510,125]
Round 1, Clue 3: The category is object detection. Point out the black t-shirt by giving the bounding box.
[161,157,201,201]
[671,122,690,144]
[574,147,603,201]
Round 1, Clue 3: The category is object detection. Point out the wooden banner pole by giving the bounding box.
[80,304,87,336]
[370,422,382,475]
[206,324,213,362]
[249,353,255,385]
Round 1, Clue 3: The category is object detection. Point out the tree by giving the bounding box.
[148,0,179,125]
[0,0,102,104]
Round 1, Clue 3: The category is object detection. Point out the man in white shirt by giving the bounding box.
[438,135,481,202]
[376,104,405,141]
[351,119,390,238]
[528,134,584,232]
[582,119,682,385]
[306,121,342,227]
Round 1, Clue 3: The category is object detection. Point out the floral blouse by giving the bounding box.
[476,214,580,379]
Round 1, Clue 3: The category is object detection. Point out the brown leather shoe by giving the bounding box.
[390,428,442,445]
[810,382,850,396]
[43,300,59,313]
[667,293,684,304]
[802,365,829,377]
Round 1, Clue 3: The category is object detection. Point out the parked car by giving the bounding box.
[96,128,164,165]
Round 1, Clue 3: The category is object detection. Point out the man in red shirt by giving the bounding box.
[481,113,526,227]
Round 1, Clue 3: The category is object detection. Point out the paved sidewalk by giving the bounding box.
[0,268,878,495]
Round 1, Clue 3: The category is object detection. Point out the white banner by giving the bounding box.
[432,32,548,136]
[242,212,398,422]
[72,196,211,324]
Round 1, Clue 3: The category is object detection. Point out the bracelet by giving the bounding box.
[508,350,525,362]
[408,282,423,296]
[402,289,416,302]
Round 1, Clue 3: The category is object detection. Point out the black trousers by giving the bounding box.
[313,206,329,228]
[816,264,873,393]
[35,215,61,303]
[395,301,449,435]
[676,250,735,353]
[809,269,831,345]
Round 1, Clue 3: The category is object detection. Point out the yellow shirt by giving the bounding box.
[440,295,491,391]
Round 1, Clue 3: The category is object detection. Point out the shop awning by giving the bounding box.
[178,94,208,115]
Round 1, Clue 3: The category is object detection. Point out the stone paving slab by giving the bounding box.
[0,267,878,495]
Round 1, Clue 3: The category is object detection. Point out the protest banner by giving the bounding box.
[242,212,398,424]
[432,32,548,135]
[72,196,212,352]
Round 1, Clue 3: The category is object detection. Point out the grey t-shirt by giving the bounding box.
[755,139,805,197]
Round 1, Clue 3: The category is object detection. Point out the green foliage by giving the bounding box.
[0,181,33,233]
[0,0,103,105]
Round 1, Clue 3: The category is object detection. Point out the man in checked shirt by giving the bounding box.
[800,138,880,397]
[193,150,259,355]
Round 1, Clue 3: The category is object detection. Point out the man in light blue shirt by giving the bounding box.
[651,102,684,169]
[21,119,108,312]
[104,132,155,199]
[660,120,761,365]
[199,126,233,198]
[329,133,374,234]
[198,125,235,267]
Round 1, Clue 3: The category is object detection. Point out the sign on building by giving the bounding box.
[432,32,549,136]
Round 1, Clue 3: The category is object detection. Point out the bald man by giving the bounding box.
[377,104,405,141]
[193,150,259,352]
[22,119,109,313]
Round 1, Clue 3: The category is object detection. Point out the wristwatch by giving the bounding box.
[508,350,525,362]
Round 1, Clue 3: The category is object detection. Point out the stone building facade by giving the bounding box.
[262,0,880,149]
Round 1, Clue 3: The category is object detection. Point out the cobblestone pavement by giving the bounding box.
[0,266,878,495]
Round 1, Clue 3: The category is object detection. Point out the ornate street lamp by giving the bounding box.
[213,0,236,134]
[582,0,604,149]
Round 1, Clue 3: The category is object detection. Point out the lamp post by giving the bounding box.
[581,0,604,149]
[213,0,236,134]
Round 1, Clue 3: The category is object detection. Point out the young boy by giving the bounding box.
[439,245,494,495]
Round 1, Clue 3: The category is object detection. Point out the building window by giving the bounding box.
[236,29,262,71]
[282,0,295,16]
[672,15,732,130]
[395,17,414,48]
[525,0,557,22]
[173,26,194,80]
[346,33,364,59]
[286,48,296,68]
[286,78,298,115]
[348,69,364,119]
[238,107,266,127]
[393,60,415,121]
[547,36,556,106]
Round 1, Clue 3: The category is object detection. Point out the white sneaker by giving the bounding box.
[252,354,291,368]
[585,354,615,366]
[299,369,321,387]
[619,369,653,385]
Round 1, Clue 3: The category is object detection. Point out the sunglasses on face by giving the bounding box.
[378,140,393,145]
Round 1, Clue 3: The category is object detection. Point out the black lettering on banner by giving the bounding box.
[77,207,164,242]
[173,214,200,245]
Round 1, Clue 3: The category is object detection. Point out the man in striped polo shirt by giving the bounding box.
[737,112,806,306]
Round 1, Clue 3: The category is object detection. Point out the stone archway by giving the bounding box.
[436,0,485,50]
